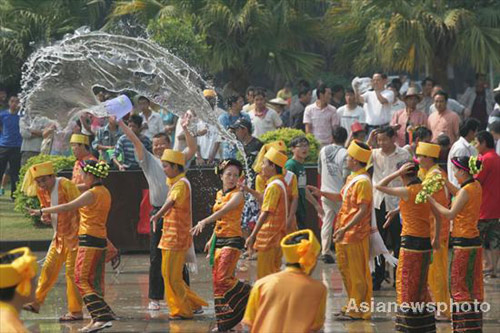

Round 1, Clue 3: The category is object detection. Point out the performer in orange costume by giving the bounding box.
[428,156,484,332]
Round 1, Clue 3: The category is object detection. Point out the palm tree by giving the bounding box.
[111,0,325,91]
[327,0,500,87]
[0,0,112,88]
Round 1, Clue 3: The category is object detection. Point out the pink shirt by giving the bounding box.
[427,109,460,144]
[390,108,428,147]
[303,103,339,146]
[475,149,500,220]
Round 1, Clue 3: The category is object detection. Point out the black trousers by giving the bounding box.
[149,207,190,300]
[0,146,21,197]
[372,200,401,287]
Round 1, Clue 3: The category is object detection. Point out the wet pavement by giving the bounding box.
[22,253,500,332]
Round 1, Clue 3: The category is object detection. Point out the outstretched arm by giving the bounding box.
[375,163,411,201]
[428,188,468,220]
[307,185,342,202]
[29,191,95,215]
[305,187,325,219]
[191,192,243,235]
[118,118,145,161]
[182,114,197,162]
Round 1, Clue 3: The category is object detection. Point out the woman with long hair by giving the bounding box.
[427,156,484,332]
[192,159,251,331]
[29,160,115,332]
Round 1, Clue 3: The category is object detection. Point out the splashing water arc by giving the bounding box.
[19,30,218,131]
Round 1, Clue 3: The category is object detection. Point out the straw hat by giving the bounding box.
[403,87,422,102]
[269,97,288,106]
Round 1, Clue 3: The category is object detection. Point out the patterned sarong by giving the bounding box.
[395,236,436,333]
[213,237,251,331]
[75,235,114,322]
[450,237,483,333]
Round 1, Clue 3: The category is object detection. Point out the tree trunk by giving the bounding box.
[431,54,450,91]
[227,67,250,95]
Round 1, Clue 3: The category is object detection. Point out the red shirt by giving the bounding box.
[476,149,500,219]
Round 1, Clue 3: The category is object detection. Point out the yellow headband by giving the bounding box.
[281,229,320,275]
[21,161,55,196]
[264,147,288,169]
[347,140,371,163]
[416,142,440,159]
[253,141,287,173]
[161,149,185,166]
[0,247,38,297]
[70,134,90,145]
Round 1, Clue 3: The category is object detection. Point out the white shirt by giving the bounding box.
[19,115,53,152]
[447,136,478,187]
[197,121,221,159]
[249,108,282,138]
[336,105,365,136]
[372,146,411,211]
[303,103,339,146]
[362,89,395,126]
[141,111,164,139]
[318,144,349,193]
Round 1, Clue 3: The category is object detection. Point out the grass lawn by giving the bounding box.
[0,191,52,241]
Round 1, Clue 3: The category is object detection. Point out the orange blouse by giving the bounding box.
[254,175,287,251]
[335,169,372,244]
[78,185,111,239]
[37,177,80,252]
[420,165,450,240]
[213,188,244,238]
[399,184,431,238]
[451,180,482,239]
[158,173,192,251]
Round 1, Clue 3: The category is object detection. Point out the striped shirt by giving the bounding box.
[113,134,152,170]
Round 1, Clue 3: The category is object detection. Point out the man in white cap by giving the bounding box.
[269,97,290,127]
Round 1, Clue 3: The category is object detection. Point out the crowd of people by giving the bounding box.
[1,71,500,332]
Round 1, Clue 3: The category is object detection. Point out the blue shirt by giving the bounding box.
[218,111,251,159]
[113,134,152,170]
[0,111,22,147]
[218,111,251,129]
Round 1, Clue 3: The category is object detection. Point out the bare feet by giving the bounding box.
[78,320,113,332]
[59,312,84,321]
[22,302,40,314]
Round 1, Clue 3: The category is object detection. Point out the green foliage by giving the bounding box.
[14,154,76,226]
[259,128,319,164]
[326,0,500,82]
[147,16,209,69]
[111,0,324,90]
[0,0,111,88]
